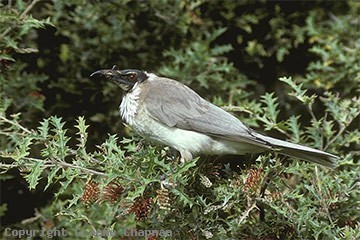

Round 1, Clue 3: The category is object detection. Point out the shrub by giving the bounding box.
[1,1,359,239]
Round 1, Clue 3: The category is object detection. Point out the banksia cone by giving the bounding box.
[200,175,213,188]
[82,181,100,205]
[156,188,171,211]
[243,168,263,195]
[98,180,125,204]
[129,197,153,221]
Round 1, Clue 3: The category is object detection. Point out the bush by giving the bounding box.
[1,1,359,239]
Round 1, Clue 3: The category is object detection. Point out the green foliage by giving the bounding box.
[1,78,359,239]
[0,0,51,125]
[159,28,252,95]
[1,1,359,239]
[304,3,360,95]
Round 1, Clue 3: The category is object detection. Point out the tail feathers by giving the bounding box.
[256,134,339,168]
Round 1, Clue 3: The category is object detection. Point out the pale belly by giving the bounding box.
[129,109,262,160]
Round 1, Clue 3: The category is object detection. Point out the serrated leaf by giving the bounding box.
[171,188,194,208]
[205,27,227,43]
[0,54,15,62]
[25,161,43,190]
[37,118,49,139]
[50,116,70,160]
[321,93,360,126]
[306,119,323,148]
[279,76,316,106]
[55,173,76,198]
[20,136,32,154]
[261,92,279,123]
[323,120,335,140]
[19,16,48,36]
[211,44,233,55]
[287,115,301,143]
[153,156,171,172]
[44,167,61,191]
[67,194,82,208]
[172,158,198,183]
[276,47,289,62]
[75,116,89,148]
[126,184,147,201]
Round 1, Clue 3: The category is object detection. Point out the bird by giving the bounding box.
[90,66,338,168]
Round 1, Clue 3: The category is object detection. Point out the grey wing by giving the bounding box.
[144,78,270,147]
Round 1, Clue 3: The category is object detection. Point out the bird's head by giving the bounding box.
[90,66,148,91]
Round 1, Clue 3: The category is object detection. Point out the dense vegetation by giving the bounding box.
[1,1,359,239]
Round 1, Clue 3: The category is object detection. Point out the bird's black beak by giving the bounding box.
[90,65,135,91]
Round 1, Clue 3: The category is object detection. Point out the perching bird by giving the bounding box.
[91,66,338,168]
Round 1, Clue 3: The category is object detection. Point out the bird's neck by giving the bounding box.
[119,84,141,125]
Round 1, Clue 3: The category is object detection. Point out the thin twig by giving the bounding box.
[0,130,29,137]
[324,124,346,151]
[69,149,103,165]
[4,156,106,176]
[307,105,317,123]
[36,157,105,176]
[20,0,41,18]
[237,201,258,225]
[275,126,292,139]
[0,115,32,134]
[0,0,41,41]
[57,161,106,176]
[324,110,360,151]
[307,105,326,150]
[0,162,56,169]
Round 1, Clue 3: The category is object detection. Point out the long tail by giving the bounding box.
[254,133,339,168]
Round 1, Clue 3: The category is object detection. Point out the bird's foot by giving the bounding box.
[135,139,144,152]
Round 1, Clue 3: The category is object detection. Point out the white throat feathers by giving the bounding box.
[119,82,141,125]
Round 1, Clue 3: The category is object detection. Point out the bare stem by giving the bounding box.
[324,110,359,151]
[0,115,32,134]
[237,201,258,225]
[308,107,317,122]
[20,0,41,18]
[0,130,29,137]
[324,124,346,151]
[1,156,106,176]
[57,161,106,176]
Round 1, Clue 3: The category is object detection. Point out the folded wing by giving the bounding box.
[143,77,338,168]
[144,78,270,148]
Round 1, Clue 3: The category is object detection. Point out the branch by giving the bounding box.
[324,124,346,151]
[57,161,106,176]
[0,156,106,177]
[24,156,106,176]
[0,115,32,134]
[324,110,360,151]
[0,0,41,41]
[20,0,41,18]
[237,201,258,225]
[0,130,29,137]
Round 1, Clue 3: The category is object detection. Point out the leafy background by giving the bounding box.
[0,0,359,239]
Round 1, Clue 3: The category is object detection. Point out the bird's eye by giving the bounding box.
[128,73,136,80]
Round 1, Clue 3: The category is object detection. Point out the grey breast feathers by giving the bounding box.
[142,77,270,148]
